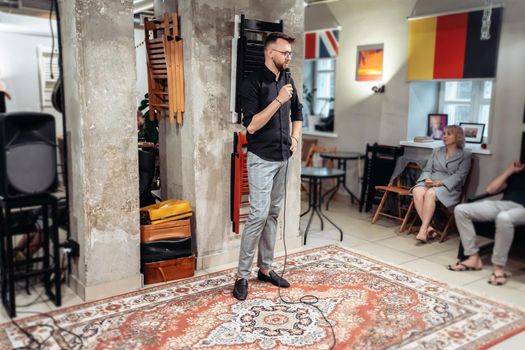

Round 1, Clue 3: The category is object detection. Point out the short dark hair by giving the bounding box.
[264,32,296,48]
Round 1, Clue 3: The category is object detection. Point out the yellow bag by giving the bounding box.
[140,199,192,225]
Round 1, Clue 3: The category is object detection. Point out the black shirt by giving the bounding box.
[241,65,303,161]
[0,92,6,113]
[502,171,525,206]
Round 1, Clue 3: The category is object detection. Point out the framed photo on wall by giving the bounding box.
[460,122,485,143]
[356,44,384,81]
[427,113,448,140]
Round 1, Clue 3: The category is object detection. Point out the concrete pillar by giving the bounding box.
[159,0,305,269]
[58,0,141,300]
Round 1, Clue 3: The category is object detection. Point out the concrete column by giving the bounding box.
[58,0,141,300]
[161,0,305,269]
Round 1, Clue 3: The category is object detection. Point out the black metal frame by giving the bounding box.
[0,195,62,318]
[320,153,364,210]
[301,169,345,245]
[234,15,283,123]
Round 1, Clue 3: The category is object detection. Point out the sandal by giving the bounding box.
[427,228,439,241]
[488,272,508,286]
[447,261,482,272]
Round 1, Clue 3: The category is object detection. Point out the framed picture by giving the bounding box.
[427,114,448,140]
[460,122,485,143]
[356,44,383,81]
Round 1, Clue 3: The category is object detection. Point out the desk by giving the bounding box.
[301,167,345,244]
[320,152,364,209]
[0,195,61,317]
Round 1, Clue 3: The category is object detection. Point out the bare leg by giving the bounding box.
[412,186,426,219]
[416,189,436,241]
[14,231,43,258]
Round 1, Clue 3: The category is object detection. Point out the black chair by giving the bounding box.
[315,109,334,132]
[359,143,404,212]
[139,149,156,208]
[457,192,525,260]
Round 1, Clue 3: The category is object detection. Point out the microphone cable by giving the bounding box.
[275,155,337,350]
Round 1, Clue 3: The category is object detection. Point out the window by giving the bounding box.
[303,58,336,117]
[439,80,493,138]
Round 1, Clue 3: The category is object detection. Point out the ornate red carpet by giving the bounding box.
[1,245,524,349]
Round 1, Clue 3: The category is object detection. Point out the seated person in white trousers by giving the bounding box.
[448,161,525,286]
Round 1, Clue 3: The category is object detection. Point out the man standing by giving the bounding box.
[233,32,303,300]
[448,161,525,285]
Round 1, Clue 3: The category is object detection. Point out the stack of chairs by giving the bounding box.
[144,12,185,126]
[140,199,194,284]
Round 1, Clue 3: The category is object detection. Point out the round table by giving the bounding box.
[301,167,346,244]
[320,152,364,210]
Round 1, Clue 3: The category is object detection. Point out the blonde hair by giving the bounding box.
[444,125,465,149]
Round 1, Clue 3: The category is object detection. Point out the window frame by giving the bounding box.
[304,57,336,117]
[438,79,493,141]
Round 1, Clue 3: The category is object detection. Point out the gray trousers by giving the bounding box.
[454,200,525,266]
[237,152,289,279]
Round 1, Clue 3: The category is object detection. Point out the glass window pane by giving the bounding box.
[456,81,472,100]
[444,104,471,125]
[314,98,331,116]
[483,81,493,99]
[479,104,490,137]
[444,82,456,101]
[444,81,471,102]
[316,59,335,71]
[316,72,334,98]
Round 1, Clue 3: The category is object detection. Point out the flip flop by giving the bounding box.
[447,262,482,272]
[488,272,508,286]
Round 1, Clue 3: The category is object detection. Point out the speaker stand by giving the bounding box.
[0,195,62,318]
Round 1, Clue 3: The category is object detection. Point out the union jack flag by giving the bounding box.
[304,29,340,60]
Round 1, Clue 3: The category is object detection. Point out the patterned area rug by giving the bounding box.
[1,245,524,349]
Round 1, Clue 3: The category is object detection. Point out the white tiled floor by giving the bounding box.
[299,196,525,349]
[1,195,524,348]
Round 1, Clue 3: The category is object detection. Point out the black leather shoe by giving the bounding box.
[233,278,248,300]
[257,270,290,288]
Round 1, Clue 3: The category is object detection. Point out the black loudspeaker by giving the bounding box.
[0,112,57,198]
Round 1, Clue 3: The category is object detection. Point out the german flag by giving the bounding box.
[407,8,502,80]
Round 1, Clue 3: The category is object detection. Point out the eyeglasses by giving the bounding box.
[272,48,293,58]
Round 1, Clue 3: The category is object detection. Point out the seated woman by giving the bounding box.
[412,125,472,243]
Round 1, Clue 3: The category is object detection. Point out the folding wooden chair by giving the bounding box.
[371,162,421,232]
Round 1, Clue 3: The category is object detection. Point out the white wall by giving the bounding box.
[0,12,148,125]
[324,0,416,152]
[0,12,60,127]
[308,0,525,195]
[407,82,439,139]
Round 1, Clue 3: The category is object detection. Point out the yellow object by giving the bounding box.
[407,17,437,80]
[140,199,192,224]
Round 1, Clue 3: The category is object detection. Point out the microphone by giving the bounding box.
[283,68,291,84]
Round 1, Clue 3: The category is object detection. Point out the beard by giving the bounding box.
[273,58,286,71]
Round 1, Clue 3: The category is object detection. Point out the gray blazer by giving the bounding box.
[415,146,472,207]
